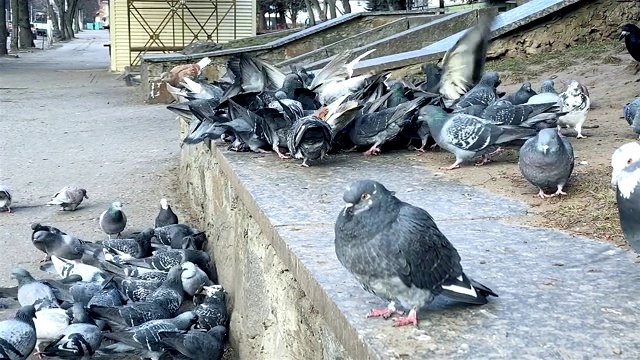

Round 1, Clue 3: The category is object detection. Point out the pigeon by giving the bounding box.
[518,128,575,199]
[334,180,498,327]
[0,305,37,360]
[349,96,428,156]
[101,228,155,262]
[43,255,107,282]
[181,261,214,296]
[124,249,212,277]
[420,105,536,170]
[620,24,640,63]
[429,10,497,101]
[611,142,640,253]
[526,79,562,108]
[39,303,103,358]
[154,224,204,249]
[558,80,590,139]
[31,225,97,262]
[155,198,179,228]
[160,57,211,88]
[87,286,124,308]
[114,273,164,302]
[453,71,501,109]
[286,114,332,167]
[12,268,58,311]
[46,186,88,211]
[100,201,128,238]
[159,325,227,360]
[481,99,561,128]
[98,311,199,360]
[0,185,12,213]
[192,285,228,330]
[502,82,537,105]
[89,265,186,328]
[33,307,70,352]
[69,277,117,305]
[623,98,640,139]
[255,105,296,159]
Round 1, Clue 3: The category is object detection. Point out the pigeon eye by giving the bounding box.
[361,193,370,200]
[628,158,633,165]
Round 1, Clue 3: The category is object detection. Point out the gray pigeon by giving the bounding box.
[421,105,536,170]
[13,268,58,311]
[453,71,501,110]
[124,248,212,279]
[113,273,164,302]
[47,186,88,211]
[334,180,498,327]
[0,305,37,360]
[287,114,332,167]
[159,326,227,360]
[540,79,558,94]
[349,96,428,156]
[88,265,186,328]
[623,98,640,139]
[31,225,97,262]
[181,261,214,297]
[0,185,12,213]
[40,303,102,358]
[502,82,537,105]
[98,311,198,359]
[155,198,179,228]
[611,142,640,253]
[192,285,228,330]
[527,79,562,108]
[481,99,561,128]
[518,128,575,199]
[153,224,204,249]
[100,201,127,239]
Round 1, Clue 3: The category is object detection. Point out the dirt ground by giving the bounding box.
[405,40,638,247]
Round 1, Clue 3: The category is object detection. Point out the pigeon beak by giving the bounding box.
[541,145,549,154]
[343,203,354,216]
[620,31,629,40]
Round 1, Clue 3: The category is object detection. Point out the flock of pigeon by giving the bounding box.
[0,186,227,360]
[156,13,640,330]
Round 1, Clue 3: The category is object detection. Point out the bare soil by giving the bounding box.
[407,40,639,246]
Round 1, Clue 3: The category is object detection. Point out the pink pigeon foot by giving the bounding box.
[366,306,403,319]
[258,149,272,154]
[440,162,461,170]
[535,189,553,199]
[300,159,309,167]
[364,144,381,156]
[393,309,418,327]
[274,148,290,160]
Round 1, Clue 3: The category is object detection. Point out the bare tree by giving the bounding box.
[341,0,351,13]
[0,0,7,55]
[10,0,18,51]
[326,0,336,18]
[17,0,33,48]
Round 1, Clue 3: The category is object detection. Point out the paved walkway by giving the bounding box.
[0,31,179,299]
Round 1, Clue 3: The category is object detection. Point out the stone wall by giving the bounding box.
[489,0,640,58]
[177,119,350,360]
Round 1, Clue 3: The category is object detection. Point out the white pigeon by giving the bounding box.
[33,308,70,352]
[557,80,590,139]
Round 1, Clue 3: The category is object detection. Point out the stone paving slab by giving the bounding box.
[213,144,640,359]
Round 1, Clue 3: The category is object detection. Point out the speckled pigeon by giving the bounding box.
[159,326,227,360]
[88,265,186,328]
[623,97,640,139]
[518,128,575,199]
[47,186,88,211]
[502,82,537,105]
[100,227,155,263]
[481,99,562,128]
[421,105,536,170]
[100,201,127,239]
[192,285,228,330]
[98,311,198,359]
[39,303,103,358]
[334,180,498,327]
[611,142,640,253]
[0,306,37,360]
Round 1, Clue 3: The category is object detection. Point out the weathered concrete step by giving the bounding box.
[352,0,586,75]
[275,13,447,70]
[289,8,495,72]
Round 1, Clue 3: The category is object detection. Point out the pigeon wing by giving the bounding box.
[443,114,502,152]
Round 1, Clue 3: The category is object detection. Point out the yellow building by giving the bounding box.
[108,0,256,72]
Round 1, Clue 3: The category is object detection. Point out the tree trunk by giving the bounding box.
[327,0,337,18]
[17,0,32,48]
[303,0,316,26]
[310,0,325,21]
[64,0,79,39]
[341,0,351,13]
[10,0,18,52]
[290,10,297,25]
[54,0,67,40]
[48,2,62,40]
[0,0,7,55]
[439,0,444,8]
[257,9,267,32]
[277,10,287,28]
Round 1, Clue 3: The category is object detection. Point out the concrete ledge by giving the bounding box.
[178,117,640,359]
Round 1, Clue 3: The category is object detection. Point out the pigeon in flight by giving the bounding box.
[334,180,498,327]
